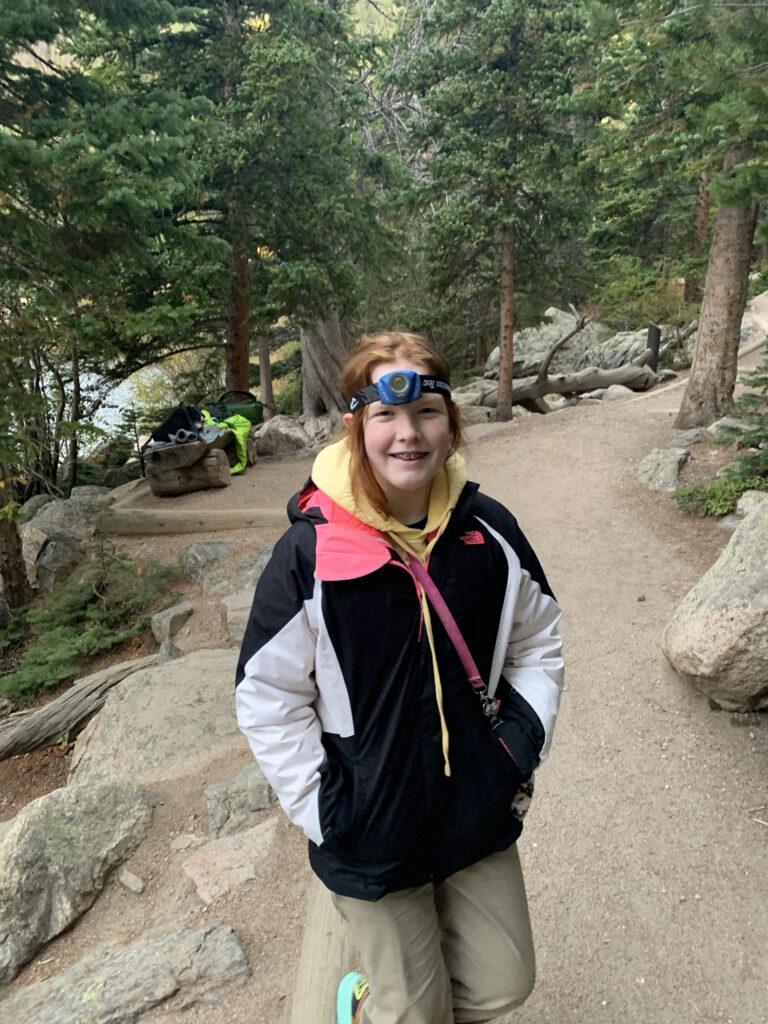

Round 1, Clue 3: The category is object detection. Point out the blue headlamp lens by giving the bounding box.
[348,370,451,411]
[376,370,421,405]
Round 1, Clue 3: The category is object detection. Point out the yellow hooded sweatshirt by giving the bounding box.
[311,437,468,775]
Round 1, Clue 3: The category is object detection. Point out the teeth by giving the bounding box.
[393,453,424,460]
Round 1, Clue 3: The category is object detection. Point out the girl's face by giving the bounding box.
[345,359,452,520]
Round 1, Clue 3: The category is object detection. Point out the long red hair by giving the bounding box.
[340,332,464,514]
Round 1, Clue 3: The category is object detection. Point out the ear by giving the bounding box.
[343,413,354,432]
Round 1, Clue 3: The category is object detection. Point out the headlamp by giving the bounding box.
[349,370,451,411]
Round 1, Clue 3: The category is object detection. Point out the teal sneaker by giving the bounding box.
[336,971,370,1024]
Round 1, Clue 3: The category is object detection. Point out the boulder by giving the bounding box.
[736,490,768,518]
[18,494,57,523]
[33,531,88,592]
[668,428,710,448]
[254,414,313,456]
[221,588,254,644]
[637,448,690,491]
[150,600,194,644]
[182,819,278,903]
[0,780,152,985]
[709,416,747,440]
[202,544,274,597]
[574,326,671,371]
[602,384,635,402]
[206,762,274,838]
[179,539,234,582]
[485,308,610,379]
[69,649,246,786]
[0,924,249,1024]
[662,506,768,710]
[459,405,494,425]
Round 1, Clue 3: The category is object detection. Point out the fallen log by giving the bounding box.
[0,654,157,762]
[481,350,657,410]
[99,507,288,535]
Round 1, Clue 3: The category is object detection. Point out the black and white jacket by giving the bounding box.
[235,480,563,900]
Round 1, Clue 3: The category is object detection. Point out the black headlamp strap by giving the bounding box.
[348,375,451,412]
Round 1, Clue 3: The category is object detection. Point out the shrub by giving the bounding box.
[673,474,768,517]
[0,540,181,705]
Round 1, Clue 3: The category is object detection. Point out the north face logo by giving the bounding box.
[460,530,484,545]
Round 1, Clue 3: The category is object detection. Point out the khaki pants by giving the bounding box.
[331,844,535,1024]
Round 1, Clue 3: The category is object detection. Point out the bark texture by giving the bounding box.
[257,335,275,420]
[0,512,31,621]
[676,150,758,429]
[225,230,251,393]
[495,227,515,422]
[301,308,350,428]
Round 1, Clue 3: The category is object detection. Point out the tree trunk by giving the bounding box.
[676,154,758,428]
[226,229,251,393]
[66,340,80,496]
[683,170,712,304]
[0,509,31,622]
[495,227,515,421]
[301,308,349,431]
[257,335,276,420]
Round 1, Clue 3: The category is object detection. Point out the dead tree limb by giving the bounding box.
[480,350,657,410]
[536,315,595,383]
[0,655,157,762]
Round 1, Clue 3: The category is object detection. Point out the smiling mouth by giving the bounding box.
[390,452,427,461]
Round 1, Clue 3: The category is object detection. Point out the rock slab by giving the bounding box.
[69,649,245,786]
[0,924,250,1024]
[182,819,278,903]
[662,506,768,710]
[0,780,152,984]
[637,448,690,491]
[206,762,274,837]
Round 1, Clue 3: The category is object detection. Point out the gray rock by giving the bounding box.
[459,405,494,425]
[669,428,710,448]
[637,448,691,492]
[182,820,277,903]
[118,866,146,894]
[69,649,245,786]
[715,515,741,534]
[151,601,194,644]
[602,384,635,402]
[253,414,313,456]
[18,494,57,522]
[34,531,88,592]
[574,326,670,372]
[206,763,274,838]
[0,924,250,1024]
[580,388,607,400]
[656,369,678,381]
[709,416,748,440]
[179,540,234,582]
[68,485,114,504]
[221,589,253,645]
[736,490,768,518]
[202,545,274,597]
[485,308,610,379]
[0,780,152,985]
[157,640,182,663]
[663,506,768,710]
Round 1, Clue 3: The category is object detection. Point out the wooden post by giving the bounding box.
[290,874,351,1024]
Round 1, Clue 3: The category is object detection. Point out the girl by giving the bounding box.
[235,333,563,1024]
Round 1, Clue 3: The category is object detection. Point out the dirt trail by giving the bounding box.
[5,321,768,1024]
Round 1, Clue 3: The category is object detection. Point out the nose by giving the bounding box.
[395,408,421,441]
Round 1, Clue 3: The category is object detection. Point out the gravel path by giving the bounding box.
[6,308,767,1024]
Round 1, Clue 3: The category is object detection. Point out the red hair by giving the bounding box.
[340,332,464,514]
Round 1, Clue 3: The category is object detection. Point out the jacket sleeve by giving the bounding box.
[235,524,325,846]
[477,508,564,776]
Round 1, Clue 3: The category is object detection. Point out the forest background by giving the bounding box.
[1,0,767,502]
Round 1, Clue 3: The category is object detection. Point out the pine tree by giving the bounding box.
[398,0,588,418]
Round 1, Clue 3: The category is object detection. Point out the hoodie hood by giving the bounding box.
[309,437,467,565]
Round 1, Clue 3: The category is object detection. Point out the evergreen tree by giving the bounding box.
[398,0,588,418]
